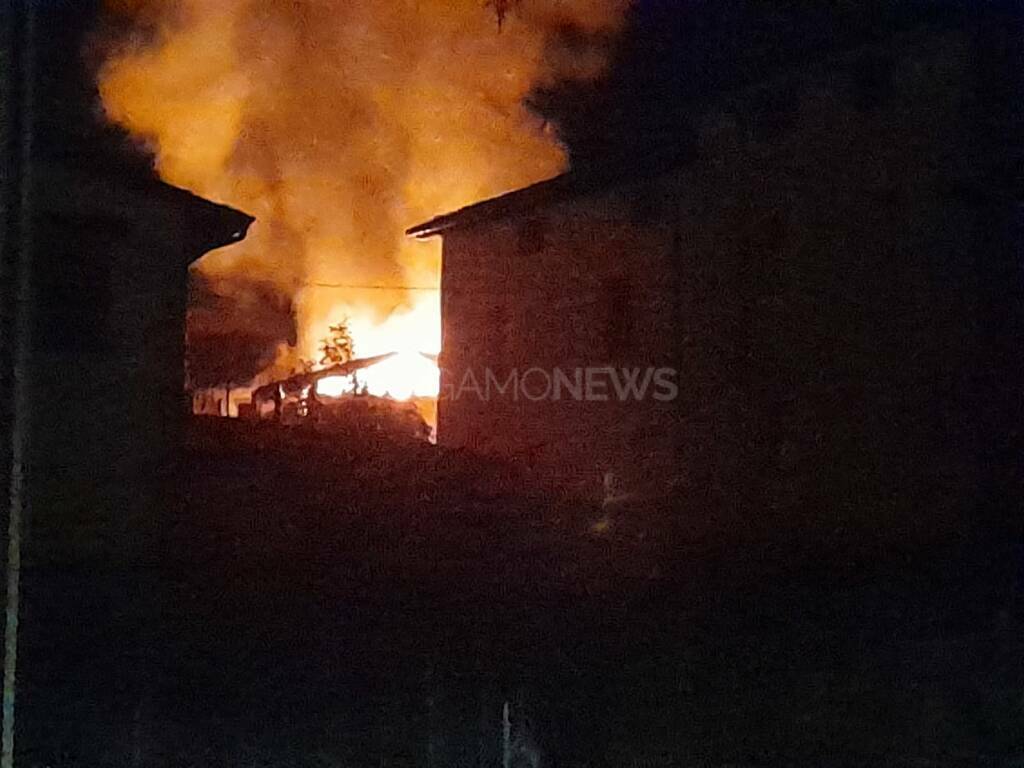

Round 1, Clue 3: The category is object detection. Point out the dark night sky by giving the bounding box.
[35,0,985,179]
[531,0,978,168]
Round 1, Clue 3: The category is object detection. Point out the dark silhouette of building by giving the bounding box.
[2,1,254,552]
[411,18,1022,541]
[30,161,252,538]
[0,4,256,764]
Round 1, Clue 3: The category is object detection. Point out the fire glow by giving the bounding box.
[316,352,440,401]
[98,0,629,421]
[310,291,440,401]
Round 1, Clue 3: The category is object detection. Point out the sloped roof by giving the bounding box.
[36,160,254,258]
[406,3,978,240]
[405,155,684,239]
[406,174,575,239]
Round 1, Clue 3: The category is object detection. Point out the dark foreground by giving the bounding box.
[17,418,1023,767]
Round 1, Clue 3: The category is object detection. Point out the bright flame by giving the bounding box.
[316,376,351,399]
[97,0,629,422]
[307,292,440,362]
[311,292,440,405]
[363,353,440,399]
[316,351,439,402]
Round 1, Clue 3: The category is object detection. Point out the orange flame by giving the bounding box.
[98,0,629,416]
[316,353,439,401]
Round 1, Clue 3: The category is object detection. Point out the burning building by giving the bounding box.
[95,0,632,430]
[411,15,1021,530]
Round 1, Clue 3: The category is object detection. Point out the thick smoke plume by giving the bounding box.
[186,271,296,388]
[99,0,629,376]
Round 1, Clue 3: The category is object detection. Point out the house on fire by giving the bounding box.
[409,17,1021,530]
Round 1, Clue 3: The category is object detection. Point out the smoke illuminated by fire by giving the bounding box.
[98,0,629,408]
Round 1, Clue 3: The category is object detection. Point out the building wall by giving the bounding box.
[25,174,248,559]
[440,25,1018,532]
[440,180,682,493]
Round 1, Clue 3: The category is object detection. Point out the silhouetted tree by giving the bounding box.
[318,320,354,366]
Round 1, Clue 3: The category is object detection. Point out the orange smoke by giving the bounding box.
[98,0,628,387]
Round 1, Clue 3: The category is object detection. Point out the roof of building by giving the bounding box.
[36,160,255,257]
[407,3,983,240]
[23,3,254,256]
[406,174,574,239]
[406,150,689,239]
